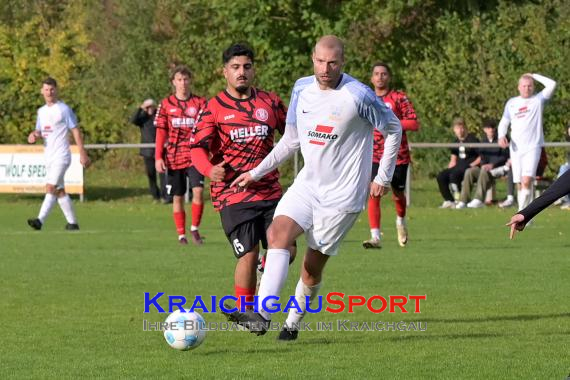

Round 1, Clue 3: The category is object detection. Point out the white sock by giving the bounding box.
[285,278,322,328]
[257,248,290,320]
[370,228,381,240]
[396,216,406,226]
[58,194,77,224]
[38,193,57,223]
[190,225,198,231]
[517,188,531,211]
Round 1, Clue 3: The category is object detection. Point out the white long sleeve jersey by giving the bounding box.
[498,74,556,153]
[250,74,402,213]
[35,101,78,165]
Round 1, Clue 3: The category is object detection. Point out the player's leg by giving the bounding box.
[143,156,160,200]
[28,161,64,230]
[258,201,297,274]
[228,186,310,334]
[280,211,359,341]
[219,204,271,318]
[168,169,188,244]
[518,148,541,211]
[391,164,408,246]
[187,166,205,245]
[363,162,381,249]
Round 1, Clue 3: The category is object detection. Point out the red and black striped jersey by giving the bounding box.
[154,94,206,170]
[191,88,286,210]
[373,90,419,165]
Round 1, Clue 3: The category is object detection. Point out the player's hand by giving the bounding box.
[506,213,526,240]
[370,182,390,198]
[498,137,509,149]
[155,159,166,173]
[209,162,226,182]
[231,172,254,191]
[80,151,91,168]
[481,163,493,172]
[27,131,39,144]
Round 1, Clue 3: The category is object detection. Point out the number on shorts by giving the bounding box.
[232,239,244,254]
[166,184,172,195]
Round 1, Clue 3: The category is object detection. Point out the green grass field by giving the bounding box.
[1,165,569,379]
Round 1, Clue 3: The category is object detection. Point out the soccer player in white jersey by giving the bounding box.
[27,77,90,231]
[227,35,402,340]
[498,73,556,211]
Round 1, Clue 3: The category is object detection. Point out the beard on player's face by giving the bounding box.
[235,84,249,94]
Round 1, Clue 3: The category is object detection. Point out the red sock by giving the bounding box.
[235,285,256,310]
[368,196,381,229]
[173,211,186,235]
[393,194,406,218]
[191,202,204,229]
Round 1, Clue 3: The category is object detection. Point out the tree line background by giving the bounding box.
[0,0,568,177]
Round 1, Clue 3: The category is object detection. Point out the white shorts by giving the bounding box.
[46,161,70,189]
[274,182,359,256]
[510,147,541,184]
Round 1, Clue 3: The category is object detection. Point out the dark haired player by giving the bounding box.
[363,62,419,249]
[191,43,296,311]
[155,65,206,245]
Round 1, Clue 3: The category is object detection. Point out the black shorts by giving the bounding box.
[166,166,204,196]
[220,200,278,258]
[371,163,408,192]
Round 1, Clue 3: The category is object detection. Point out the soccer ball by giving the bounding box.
[163,310,206,351]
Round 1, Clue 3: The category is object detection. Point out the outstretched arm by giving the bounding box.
[231,125,300,188]
[507,169,570,239]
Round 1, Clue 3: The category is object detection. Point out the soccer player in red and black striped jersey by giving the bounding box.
[155,65,206,245]
[363,62,420,249]
[190,43,296,311]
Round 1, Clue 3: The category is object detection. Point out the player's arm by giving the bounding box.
[360,90,402,191]
[531,73,556,100]
[508,169,570,238]
[70,127,91,168]
[189,106,225,182]
[28,116,42,144]
[232,86,303,188]
[498,101,511,148]
[232,124,300,189]
[398,94,419,132]
[154,102,168,173]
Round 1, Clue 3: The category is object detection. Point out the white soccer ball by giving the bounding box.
[163,310,206,351]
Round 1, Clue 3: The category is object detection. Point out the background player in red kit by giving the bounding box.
[190,43,295,310]
[155,65,206,245]
[363,62,419,249]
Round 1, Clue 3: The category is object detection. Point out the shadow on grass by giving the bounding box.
[84,186,149,201]
[407,312,570,324]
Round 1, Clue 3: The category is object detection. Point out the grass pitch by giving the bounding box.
[1,167,568,379]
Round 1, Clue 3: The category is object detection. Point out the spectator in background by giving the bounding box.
[456,119,509,208]
[130,99,170,203]
[436,117,480,208]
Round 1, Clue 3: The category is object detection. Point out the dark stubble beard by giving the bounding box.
[236,85,249,94]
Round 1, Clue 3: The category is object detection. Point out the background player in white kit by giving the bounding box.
[229,35,402,340]
[498,73,556,211]
[27,77,90,230]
